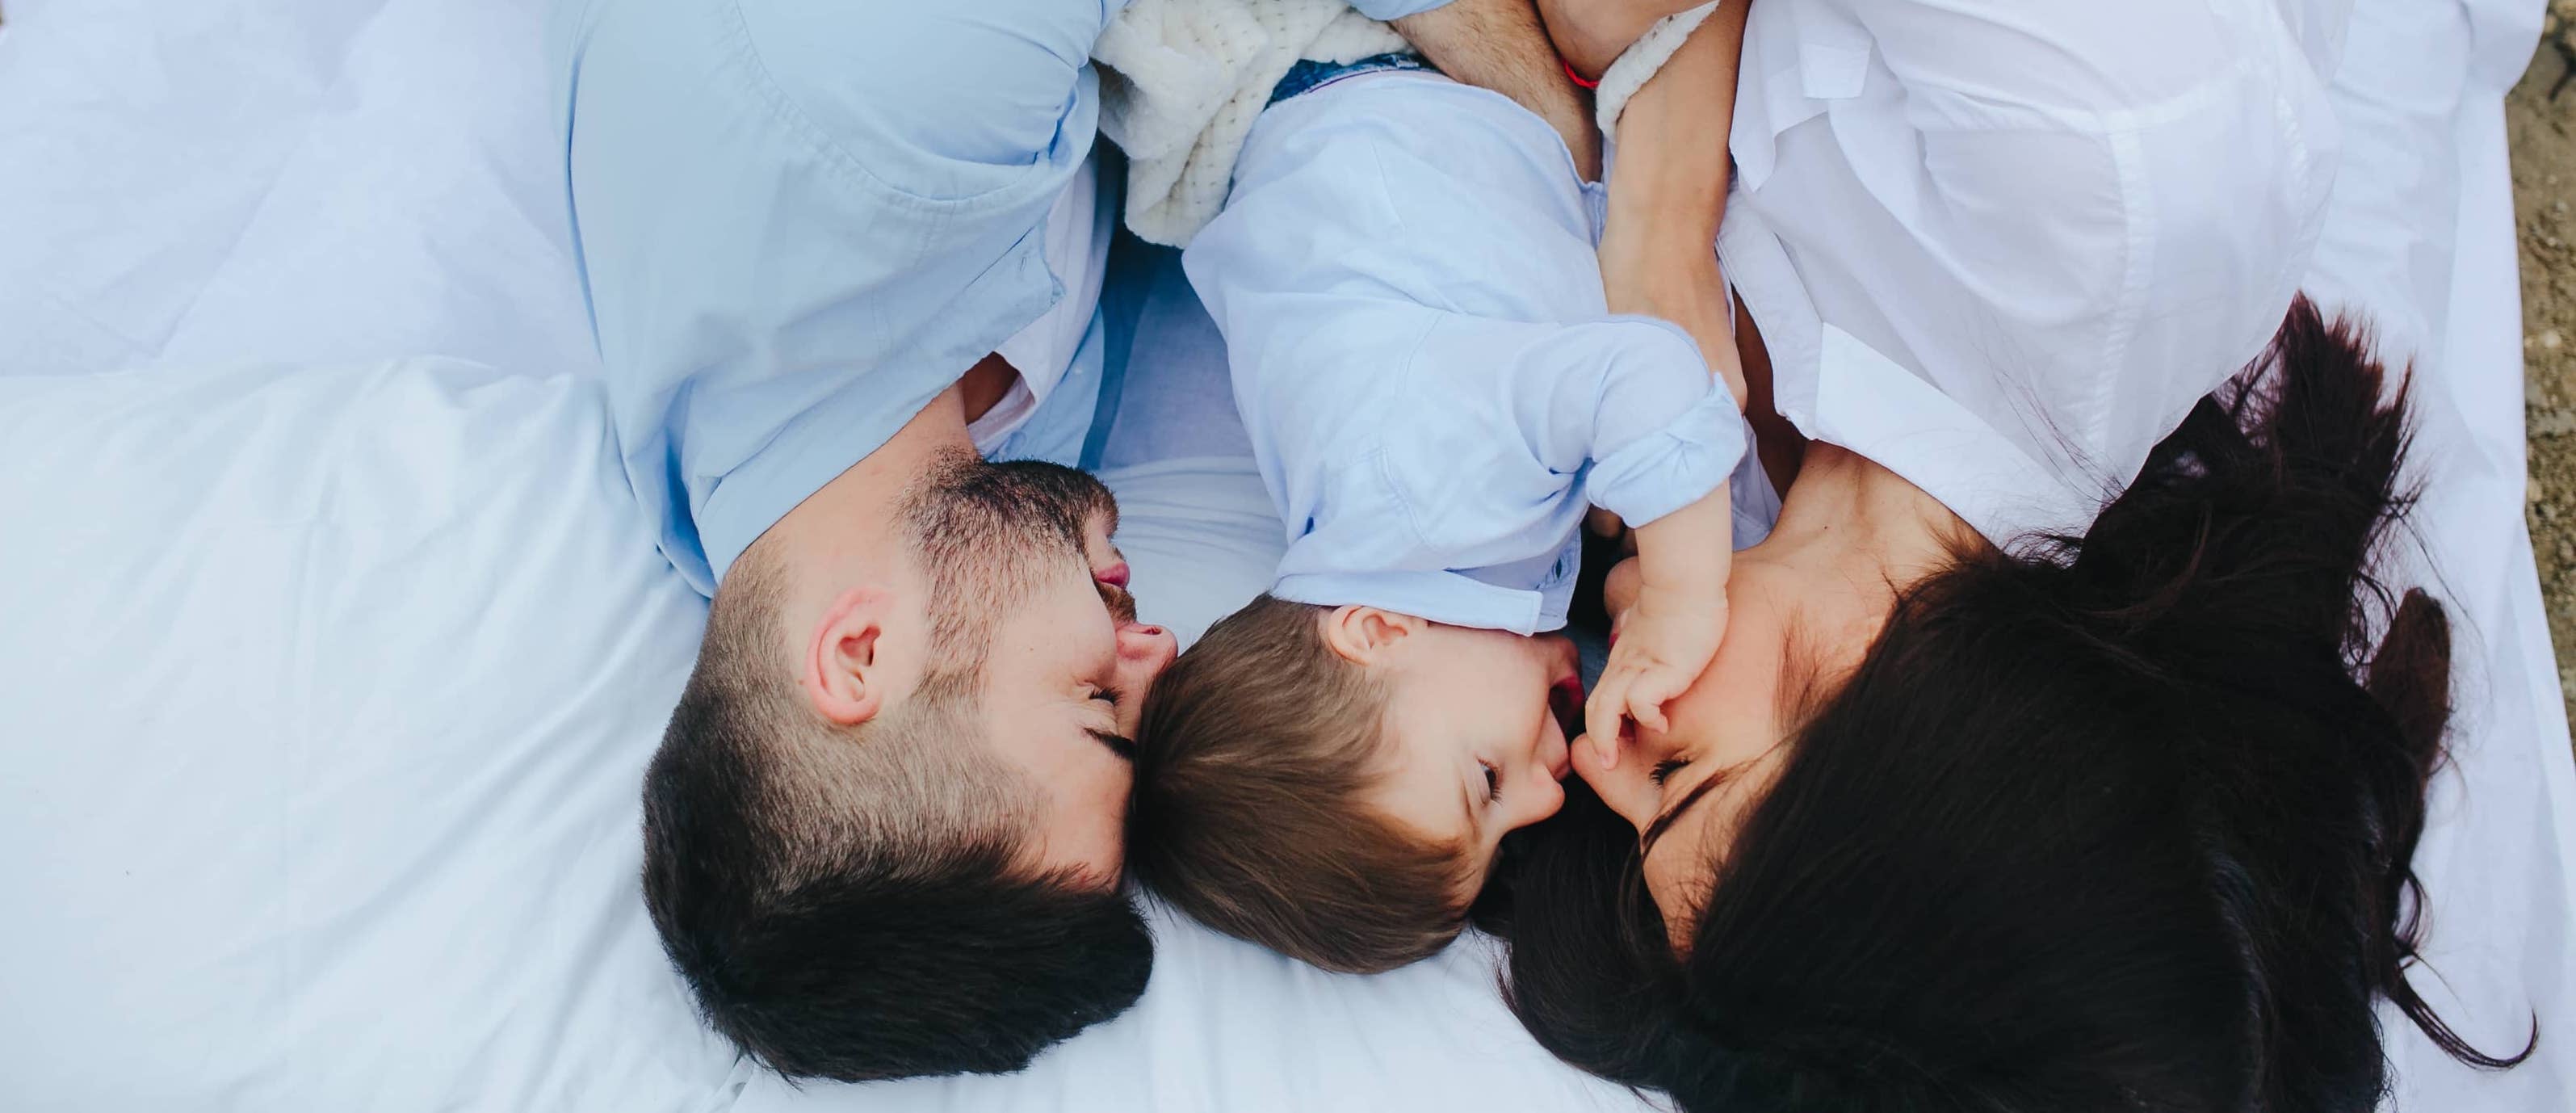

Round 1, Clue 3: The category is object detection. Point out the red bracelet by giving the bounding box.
[1562,57,1601,90]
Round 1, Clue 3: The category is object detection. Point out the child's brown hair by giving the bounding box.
[1127,594,1477,973]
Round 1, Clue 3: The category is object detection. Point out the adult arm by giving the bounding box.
[1390,0,1602,181]
[1592,0,1748,406]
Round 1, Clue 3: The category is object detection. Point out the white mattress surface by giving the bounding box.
[0,0,2567,1110]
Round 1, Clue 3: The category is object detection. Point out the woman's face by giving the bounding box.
[1574,550,1822,946]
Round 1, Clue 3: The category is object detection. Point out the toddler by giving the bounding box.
[1126,57,1747,972]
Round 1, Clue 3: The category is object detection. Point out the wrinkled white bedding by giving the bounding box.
[0,0,2566,1109]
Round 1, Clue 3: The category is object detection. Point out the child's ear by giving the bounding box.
[1321,606,1424,666]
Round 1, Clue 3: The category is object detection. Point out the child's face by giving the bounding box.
[1345,615,1584,888]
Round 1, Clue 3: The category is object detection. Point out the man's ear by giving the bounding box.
[801,586,900,726]
[1319,606,1424,666]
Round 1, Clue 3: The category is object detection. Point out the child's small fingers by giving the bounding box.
[1638,703,1670,735]
[1585,678,1629,768]
[1630,689,1670,734]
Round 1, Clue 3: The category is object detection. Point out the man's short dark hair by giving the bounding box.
[640,545,1152,1082]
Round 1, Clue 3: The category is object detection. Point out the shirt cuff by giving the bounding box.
[1346,0,1454,20]
[1585,382,1747,529]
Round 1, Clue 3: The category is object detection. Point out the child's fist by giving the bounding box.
[1584,586,1727,766]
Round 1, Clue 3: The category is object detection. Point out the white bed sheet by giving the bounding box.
[0,0,2566,1110]
[0,0,598,380]
[0,358,1643,1113]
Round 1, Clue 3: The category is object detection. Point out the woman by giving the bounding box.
[1497,2,2536,1109]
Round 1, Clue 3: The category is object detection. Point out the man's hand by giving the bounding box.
[1394,0,1602,181]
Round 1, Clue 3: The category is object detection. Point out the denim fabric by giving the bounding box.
[1268,52,1429,106]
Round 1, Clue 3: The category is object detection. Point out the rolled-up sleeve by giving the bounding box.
[1382,313,1740,549]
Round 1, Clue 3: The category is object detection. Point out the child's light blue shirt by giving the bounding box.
[1184,73,1747,635]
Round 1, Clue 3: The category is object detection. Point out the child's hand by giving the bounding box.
[1583,481,1735,767]
[1586,581,1727,762]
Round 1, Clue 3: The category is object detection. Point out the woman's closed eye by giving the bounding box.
[1649,758,1689,788]
[1482,761,1503,803]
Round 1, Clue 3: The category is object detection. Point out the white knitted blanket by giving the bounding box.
[1092,0,1411,246]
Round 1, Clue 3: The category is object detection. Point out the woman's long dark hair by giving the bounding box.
[1491,301,2534,1111]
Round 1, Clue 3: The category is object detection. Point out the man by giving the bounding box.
[549,0,1593,1085]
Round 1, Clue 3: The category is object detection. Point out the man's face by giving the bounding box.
[974,506,1176,884]
[900,460,1178,886]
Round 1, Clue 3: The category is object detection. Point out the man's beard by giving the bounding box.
[900,454,1118,667]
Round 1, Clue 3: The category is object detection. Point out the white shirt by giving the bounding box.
[1185,73,1747,635]
[1717,0,2346,546]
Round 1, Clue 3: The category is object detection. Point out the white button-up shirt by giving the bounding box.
[1185,74,1747,636]
[1718,0,2346,547]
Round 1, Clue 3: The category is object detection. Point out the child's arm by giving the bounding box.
[1581,0,1752,747]
[1587,483,1732,742]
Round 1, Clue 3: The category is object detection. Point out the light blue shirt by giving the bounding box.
[1184,73,1746,636]
[549,0,1143,594]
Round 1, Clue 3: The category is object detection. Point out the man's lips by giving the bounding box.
[1093,561,1131,589]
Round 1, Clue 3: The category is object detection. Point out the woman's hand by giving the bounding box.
[1538,0,1712,81]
